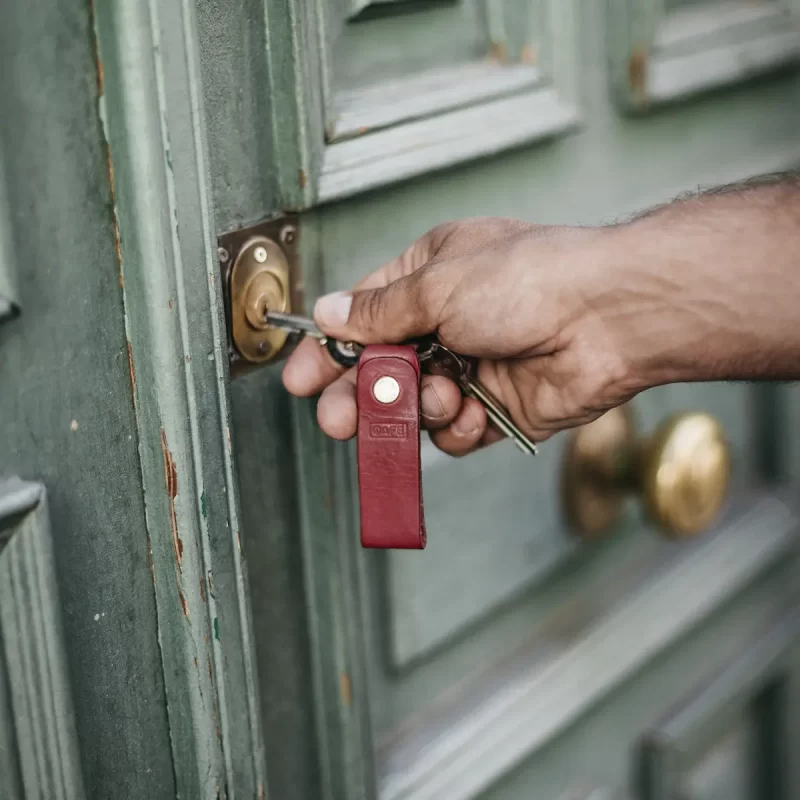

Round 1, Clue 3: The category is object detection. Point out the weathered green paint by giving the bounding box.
[0,481,84,800]
[2,0,800,798]
[0,0,175,795]
[220,1,800,798]
[92,0,267,796]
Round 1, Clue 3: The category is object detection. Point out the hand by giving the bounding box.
[282,216,651,456]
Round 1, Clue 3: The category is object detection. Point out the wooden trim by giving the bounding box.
[93,2,268,795]
[0,479,84,800]
[275,0,581,206]
[329,62,543,142]
[320,86,580,203]
[608,0,800,112]
[377,494,798,800]
[638,599,800,799]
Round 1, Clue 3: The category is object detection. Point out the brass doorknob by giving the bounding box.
[562,406,731,540]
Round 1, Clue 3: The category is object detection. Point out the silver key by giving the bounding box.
[265,311,365,367]
[421,343,538,455]
[265,311,326,340]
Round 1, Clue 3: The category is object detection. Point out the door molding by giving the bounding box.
[607,0,800,112]
[0,479,84,800]
[377,493,798,800]
[92,1,267,795]
[265,0,581,207]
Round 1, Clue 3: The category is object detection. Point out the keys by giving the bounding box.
[419,342,538,456]
[265,312,537,455]
[266,311,364,367]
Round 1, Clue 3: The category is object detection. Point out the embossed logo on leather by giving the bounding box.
[369,422,408,440]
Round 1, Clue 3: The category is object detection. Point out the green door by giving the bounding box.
[2,0,800,798]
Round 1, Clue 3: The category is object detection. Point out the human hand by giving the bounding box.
[282,217,651,456]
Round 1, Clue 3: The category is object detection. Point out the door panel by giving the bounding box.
[253,0,580,205]
[0,479,83,800]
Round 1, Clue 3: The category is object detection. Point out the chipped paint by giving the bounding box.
[258,784,265,800]
[201,491,207,519]
[160,429,183,567]
[213,617,220,641]
[147,543,156,586]
[168,298,173,310]
[339,672,352,707]
[105,146,124,289]
[488,41,508,63]
[199,574,206,602]
[207,656,213,683]
[178,588,189,617]
[628,46,649,105]
[520,45,537,65]
[207,570,215,598]
[298,168,307,189]
[126,340,136,401]
[236,531,242,553]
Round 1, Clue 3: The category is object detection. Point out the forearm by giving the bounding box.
[599,173,800,390]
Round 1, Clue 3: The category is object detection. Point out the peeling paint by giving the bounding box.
[178,588,189,617]
[258,784,265,800]
[236,531,242,554]
[201,491,207,519]
[488,41,507,63]
[160,429,183,567]
[520,44,537,65]
[105,146,123,288]
[126,340,136,401]
[147,543,156,586]
[628,46,649,105]
[213,617,220,641]
[339,672,352,707]
[207,570,215,598]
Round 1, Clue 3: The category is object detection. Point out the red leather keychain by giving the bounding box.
[356,345,426,549]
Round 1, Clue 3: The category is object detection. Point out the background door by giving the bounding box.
[209,0,800,798]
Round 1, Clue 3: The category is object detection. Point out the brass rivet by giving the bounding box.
[253,246,268,263]
[373,376,400,404]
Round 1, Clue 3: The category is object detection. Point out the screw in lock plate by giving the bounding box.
[253,246,268,263]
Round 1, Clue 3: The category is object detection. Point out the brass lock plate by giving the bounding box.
[217,215,304,378]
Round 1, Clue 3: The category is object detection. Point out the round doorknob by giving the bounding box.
[562,406,731,540]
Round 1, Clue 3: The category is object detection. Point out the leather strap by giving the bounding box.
[356,345,426,549]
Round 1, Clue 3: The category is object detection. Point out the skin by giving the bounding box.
[282,173,800,457]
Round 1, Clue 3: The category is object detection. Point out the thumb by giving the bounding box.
[313,268,443,344]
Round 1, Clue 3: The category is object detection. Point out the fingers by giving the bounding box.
[316,373,464,440]
[282,336,342,398]
[429,398,488,456]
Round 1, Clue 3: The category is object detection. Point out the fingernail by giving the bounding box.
[421,385,445,419]
[314,291,352,329]
[453,406,479,437]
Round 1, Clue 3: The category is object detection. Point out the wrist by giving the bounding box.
[581,220,726,392]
